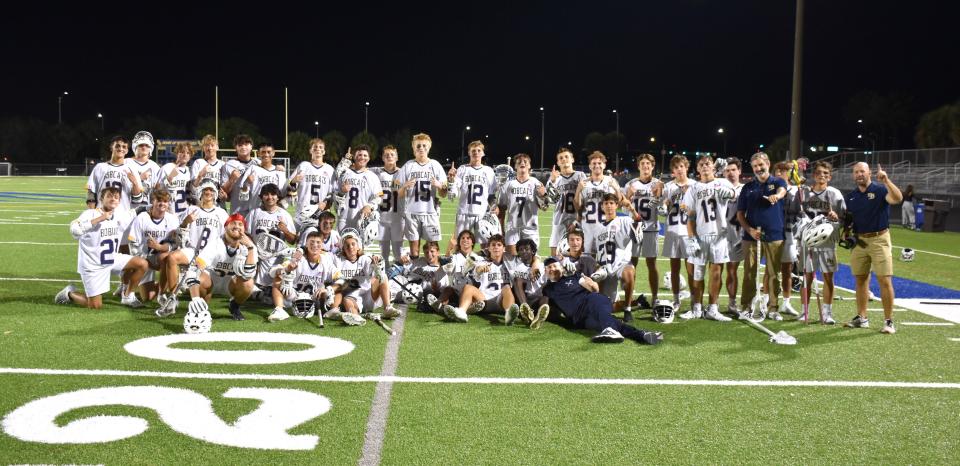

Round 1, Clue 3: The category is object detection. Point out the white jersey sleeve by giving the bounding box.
[595,216,634,268]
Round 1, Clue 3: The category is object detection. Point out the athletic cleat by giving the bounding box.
[323,308,343,321]
[727,304,742,317]
[703,309,732,322]
[383,305,402,320]
[504,304,519,326]
[641,331,664,345]
[341,312,367,326]
[54,284,75,305]
[844,315,870,328]
[112,283,126,298]
[229,300,245,321]
[121,294,144,309]
[821,309,836,325]
[467,301,486,315]
[767,311,784,321]
[518,303,535,323]
[623,309,634,323]
[441,304,457,321]
[268,307,290,322]
[672,300,682,312]
[426,294,441,312]
[591,327,624,343]
[631,294,651,309]
[737,311,753,321]
[881,319,896,334]
[679,309,702,320]
[451,306,469,323]
[530,304,550,330]
[780,301,800,317]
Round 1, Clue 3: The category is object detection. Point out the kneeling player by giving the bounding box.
[326,230,399,325]
[268,231,337,322]
[594,194,639,322]
[441,234,514,322]
[57,187,148,309]
[127,189,180,302]
[541,258,663,345]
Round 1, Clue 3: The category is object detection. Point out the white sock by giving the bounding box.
[708,304,718,313]
[823,303,832,313]
[693,303,702,312]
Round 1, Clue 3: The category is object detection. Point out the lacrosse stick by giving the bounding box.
[156,246,202,317]
[742,316,797,345]
[798,186,809,324]
[369,313,397,336]
[749,229,769,321]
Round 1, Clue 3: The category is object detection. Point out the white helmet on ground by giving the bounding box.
[183,309,212,334]
[802,223,834,249]
[401,282,423,305]
[293,292,316,318]
[652,299,676,324]
[900,248,915,262]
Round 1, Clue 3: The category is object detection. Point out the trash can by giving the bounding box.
[922,199,950,232]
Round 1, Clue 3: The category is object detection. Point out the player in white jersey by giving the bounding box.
[623,153,664,305]
[125,131,162,211]
[719,158,745,316]
[593,194,638,321]
[398,241,445,295]
[574,151,630,256]
[506,238,550,328]
[373,145,405,265]
[680,155,736,322]
[661,155,696,309]
[127,190,180,302]
[289,138,336,222]
[334,145,383,231]
[246,183,297,290]
[56,187,148,309]
[220,134,257,216]
[446,140,498,254]
[497,153,547,254]
[86,135,143,212]
[441,234,514,323]
[158,141,194,217]
[266,231,337,322]
[324,230,399,324]
[190,135,226,207]
[545,148,587,256]
[771,161,802,317]
[244,142,288,212]
[798,161,846,324]
[395,133,448,259]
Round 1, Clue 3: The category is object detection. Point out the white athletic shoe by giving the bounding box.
[323,308,343,321]
[112,283,126,298]
[679,309,702,320]
[383,305,402,320]
[155,296,177,317]
[767,311,784,321]
[341,312,367,326]
[504,304,519,326]
[780,300,800,317]
[268,307,290,322]
[452,306,469,323]
[727,304,742,317]
[881,319,896,334]
[591,327,624,343]
[704,308,732,322]
[844,315,869,328]
[426,294,441,312]
[821,309,836,325]
[55,284,75,305]
[121,294,144,309]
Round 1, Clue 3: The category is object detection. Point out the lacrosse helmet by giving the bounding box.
[900,248,915,262]
[557,233,571,256]
[293,292,316,318]
[477,213,501,243]
[297,204,321,229]
[131,130,155,154]
[652,299,676,324]
[401,282,423,305]
[545,182,560,204]
[361,211,380,245]
[198,180,218,194]
[791,270,803,292]
[183,309,212,334]
[340,227,362,249]
[802,223,834,249]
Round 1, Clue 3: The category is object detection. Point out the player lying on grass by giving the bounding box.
[446,140,497,255]
[593,193,639,322]
[155,212,259,320]
[541,258,663,345]
[57,186,149,309]
[497,153,548,256]
[267,231,337,322]
[624,153,663,308]
[505,238,549,328]
[323,229,400,326]
[441,234,515,323]
[545,148,586,257]
[127,189,180,302]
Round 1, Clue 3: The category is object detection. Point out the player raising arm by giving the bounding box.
[497,153,547,256]
[623,153,664,306]
[545,148,586,257]
[446,140,497,255]
[396,133,448,260]
[86,135,143,211]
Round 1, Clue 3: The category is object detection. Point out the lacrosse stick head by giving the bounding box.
[255,231,288,259]
[769,330,797,345]
[749,294,769,322]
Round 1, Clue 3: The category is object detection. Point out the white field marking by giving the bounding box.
[0,242,73,246]
[892,245,960,260]
[124,332,355,364]
[0,221,69,226]
[866,308,909,312]
[950,338,960,342]
[0,367,958,389]
[359,301,408,465]
[895,299,960,324]
[900,322,955,326]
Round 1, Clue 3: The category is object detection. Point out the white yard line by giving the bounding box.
[359,310,407,466]
[0,242,74,246]
[0,367,957,389]
[892,245,960,260]
[900,322,954,326]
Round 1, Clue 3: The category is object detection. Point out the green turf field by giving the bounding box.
[1,176,958,464]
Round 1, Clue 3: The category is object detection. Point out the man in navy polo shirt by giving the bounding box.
[844,162,902,334]
[736,152,789,320]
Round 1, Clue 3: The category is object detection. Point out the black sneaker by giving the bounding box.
[641,331,664,345]
[229,299,245,321]
[623,310,634,323]
[631,294,652,309]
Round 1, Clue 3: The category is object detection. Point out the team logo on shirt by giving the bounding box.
[867,193,875,199]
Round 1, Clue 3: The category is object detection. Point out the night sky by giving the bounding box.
[2,0,957,163]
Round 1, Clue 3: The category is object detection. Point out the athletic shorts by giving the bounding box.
[454,214,481,240]
[344,287,381,314]
[404,213,441,242]
[481,296,505,314]
[661,230,689,259]
[504,225,540,247]
[180,243,226,274]
[689,234,729,266]
[379,219,405,242]
[728,237,744,263]
[781,234,797,262]
[255,254,283,288]
[850,230,893,276]
[599,274,621,303]
[632,230,659,258]
[549,217,578,248]
[210,271,234,296]
[80,253,133,297]
[801,248,839,273]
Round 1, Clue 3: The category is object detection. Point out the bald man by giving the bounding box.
[844,162,902,334]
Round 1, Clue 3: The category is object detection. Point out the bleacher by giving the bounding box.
[820,148,960,207]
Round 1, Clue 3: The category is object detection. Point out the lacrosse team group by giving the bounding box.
[57,128,904,341]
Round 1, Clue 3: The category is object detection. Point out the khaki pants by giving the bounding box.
[740,240,784,310]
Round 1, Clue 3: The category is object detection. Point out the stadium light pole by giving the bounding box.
[97,113,104,140]
[717,127,726,156]
[612,109,620,172]
[461,125,471,164]
[314,121,319,137]
[57,91,68,125]
[539,106,545,169]
[787,0,804,161]
[364,101,370,133]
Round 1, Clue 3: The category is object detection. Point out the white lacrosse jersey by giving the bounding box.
[396,159,446,215]
[726,183,745,245]
[802,186,846,248]
[208,242,250,278]
[128,210,179,255]
[498,177,543,231]
[578,176,619,227]
[334,254,376,293]
[87,162,137,211]
[404,257,444,291]
[125,158,162,200]
[246,165,288,211]
[369,167,403,223]
[550,171,586,225]
[469,258,511,301]
[455,164,498,216]
[158,163,192,215]
[682,178,735,236]
[291,161,335,212]
[287,252,337,296]
[623,177,662,232]
[246,206,294,238]
[71,208,135,273]
[595,216,634,268]
[505,255,544,299]
[662,180,692,235]
[183,205,229,251]
[190,158,225,187]
[444,252,482,290]
[299,227,342,256]
[336,168,382,225]
[221,157,256,213]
